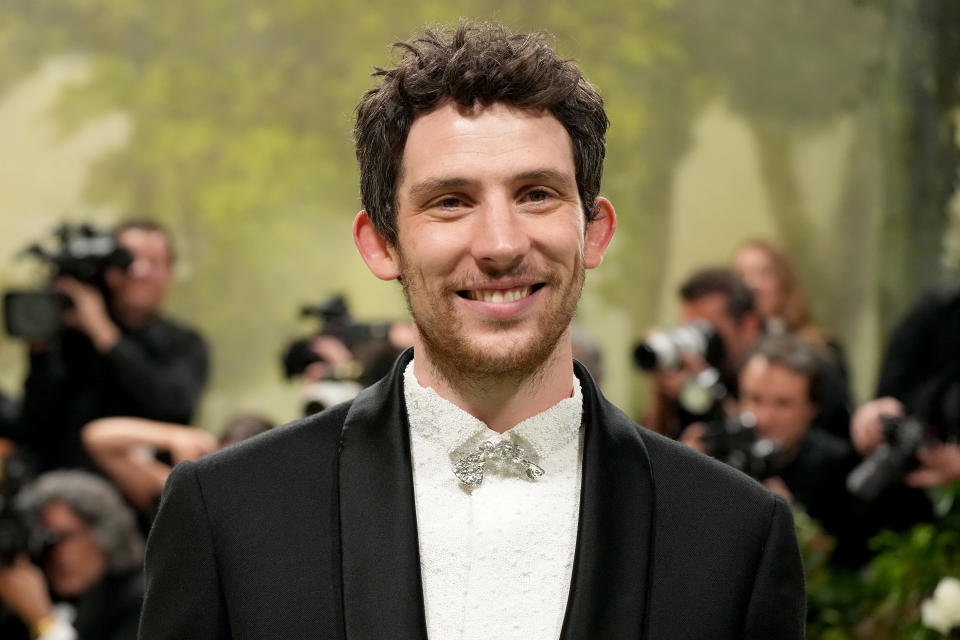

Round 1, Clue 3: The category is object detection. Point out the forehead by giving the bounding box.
[680,293,731,324]
[741,358,810,397]
[116,228,172,259]
[398,102,576,192]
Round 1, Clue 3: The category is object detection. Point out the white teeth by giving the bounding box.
[469,286,532,303]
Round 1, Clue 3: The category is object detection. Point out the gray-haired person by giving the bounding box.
[0,470,144,640]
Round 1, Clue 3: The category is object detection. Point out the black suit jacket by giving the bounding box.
[139,351,805,639]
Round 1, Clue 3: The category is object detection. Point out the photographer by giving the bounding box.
[0,470,144,640]
[283,296,414,415]
[852,284,960,489]
[20,221,208,472]
[641,268,762,438]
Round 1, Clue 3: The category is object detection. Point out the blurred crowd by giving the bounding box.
[0,221,957,638]
[636,239,960,569]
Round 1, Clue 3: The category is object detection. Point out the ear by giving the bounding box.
[584,197,617,269]
[353,211,401,281]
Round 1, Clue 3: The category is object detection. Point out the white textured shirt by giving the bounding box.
[404,361,584,640]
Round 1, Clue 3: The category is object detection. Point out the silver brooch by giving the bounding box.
[452,439,545,487]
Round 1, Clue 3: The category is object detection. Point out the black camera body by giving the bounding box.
[701,412,788,481]
[4,224,132,339]
[282,295,391,381]
[846,415,927,502]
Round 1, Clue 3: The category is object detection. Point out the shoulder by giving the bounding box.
[584,375,779,520]
[637,424,778,513]
[193,401,351,479]
[598,397,779,520]
[161,402,352,530]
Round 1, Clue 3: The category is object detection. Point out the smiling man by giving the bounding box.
[140,22,805,640]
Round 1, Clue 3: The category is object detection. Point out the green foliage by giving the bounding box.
[803,486,960,639]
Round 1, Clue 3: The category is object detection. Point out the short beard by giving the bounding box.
[398,252,585,394]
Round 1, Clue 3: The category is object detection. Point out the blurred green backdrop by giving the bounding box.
[1,0,958,432]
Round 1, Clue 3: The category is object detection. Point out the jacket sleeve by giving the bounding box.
[139,461,229,640]
[742,495,807,640]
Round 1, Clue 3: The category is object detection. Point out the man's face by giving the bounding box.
[360,102,613,379]
[738,356,816,452]
[680,293,755,367]
[40,501,108,598]
[106,228,173,319]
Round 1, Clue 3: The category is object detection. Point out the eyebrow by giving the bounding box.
[513,169,577,190]
[407,177,474,202]
[406,169,576,202]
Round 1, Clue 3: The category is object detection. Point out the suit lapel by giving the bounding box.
[338,349,428,640]
[560,363,656,639]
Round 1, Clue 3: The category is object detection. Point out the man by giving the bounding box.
[852,284,960,489]
[643,268,763,438]
[722,335,863,566]
[20,221,209,471]
[140,22,804,639]
[0,471,144,640]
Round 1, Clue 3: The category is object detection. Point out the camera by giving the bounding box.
[633,320,725,371]
[281,295,392,381]
[700,412,788,481]
[282,295,403,415]
[0,454,53,566]
[846,415,927,502]
[3,224,132,339]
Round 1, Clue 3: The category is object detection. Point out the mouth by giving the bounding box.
[457,283,545,303]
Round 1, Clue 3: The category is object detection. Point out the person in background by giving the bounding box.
[732,239,852,441]
[20,221,209,472]
[0,470,144,640]
[683,334,867,565]
[852,284,960,490]
[643,268,763,439]
[82,415,273,520]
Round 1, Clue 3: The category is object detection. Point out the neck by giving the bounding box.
[413,334,575,434]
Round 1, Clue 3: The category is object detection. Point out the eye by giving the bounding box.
[525,188,551,202]
[438,196,463,208]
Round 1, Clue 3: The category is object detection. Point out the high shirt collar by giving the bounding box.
[403,359,583,465]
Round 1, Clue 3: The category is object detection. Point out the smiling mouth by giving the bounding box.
[458,284,544,303]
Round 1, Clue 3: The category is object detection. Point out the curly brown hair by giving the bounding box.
[353,20,609,245]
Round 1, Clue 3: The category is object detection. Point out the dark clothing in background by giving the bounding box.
[73,571,144,640]
[0,570,143,640]
[21,316,208,471]
[811,341,854,443]
[776,429,930,568]
[779,429,859,563]
[0,391,20,440]
[877,284,960,434]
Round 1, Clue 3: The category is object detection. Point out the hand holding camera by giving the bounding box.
[54,276,119,352]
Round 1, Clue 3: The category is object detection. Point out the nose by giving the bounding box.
[471,197,530,274]
[127,255,156,279]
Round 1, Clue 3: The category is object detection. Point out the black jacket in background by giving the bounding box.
[877,284,960,433]
[21,315,208,471]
